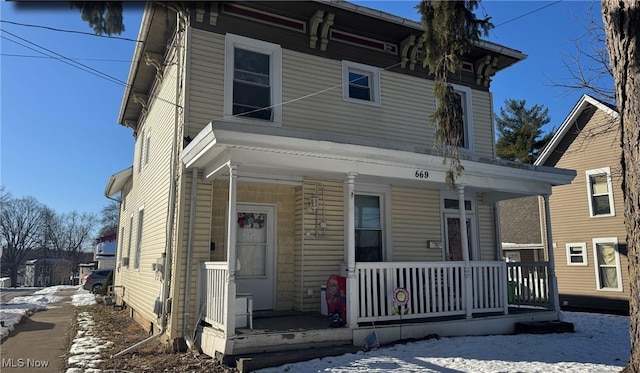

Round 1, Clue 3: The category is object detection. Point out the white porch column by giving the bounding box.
[457,185,473,319]
[225,163,238,336]
[346,172,358,327]
[543,194,561,312]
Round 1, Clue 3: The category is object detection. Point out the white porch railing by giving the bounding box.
[355,261,508,323]
[506,262,550,307]
[198,262,228,330]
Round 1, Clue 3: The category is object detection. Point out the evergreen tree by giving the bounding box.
[418,0,493,185]
[495,99,552,164]
[71,2,125,36]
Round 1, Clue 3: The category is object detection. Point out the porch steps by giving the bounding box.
[233,344,361,373]
[514,320,574,334]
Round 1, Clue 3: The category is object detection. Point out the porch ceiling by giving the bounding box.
[180,121,576,201]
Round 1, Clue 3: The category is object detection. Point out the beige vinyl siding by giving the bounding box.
[391,187,442,261]
[545,108,628,301]
[118,62,179,328]
[209,180,297,310]
[171,174,213,336]
[476,201,496,261]
[186,29,495,158]
[298,179,345,312]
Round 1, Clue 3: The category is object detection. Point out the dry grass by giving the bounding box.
[66,301,235,372]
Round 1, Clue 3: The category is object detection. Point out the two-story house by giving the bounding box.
[104,1,576,362]
[535,94,628,314]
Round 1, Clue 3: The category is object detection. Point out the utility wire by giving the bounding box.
[1,53,130,63]
[494,1,562,28]
[0,19,142,43]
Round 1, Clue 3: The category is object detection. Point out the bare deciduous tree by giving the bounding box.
[0,196,46,286]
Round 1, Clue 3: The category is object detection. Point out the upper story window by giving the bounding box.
[586,167,615,217]
[342,60,381,106]
[224,34,282,124]
[445,84,473,151]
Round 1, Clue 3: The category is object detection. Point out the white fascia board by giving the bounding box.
[117,2,154,125]
[188,123,575,193]
[104,166,133,198]
[535,94,619,166]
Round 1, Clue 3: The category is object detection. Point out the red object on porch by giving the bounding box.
[326,274,346,324]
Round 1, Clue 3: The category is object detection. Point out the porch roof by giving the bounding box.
[181,121,576,202]
[104,166,133,198]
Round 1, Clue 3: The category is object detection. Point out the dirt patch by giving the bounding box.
[65,302,235,372]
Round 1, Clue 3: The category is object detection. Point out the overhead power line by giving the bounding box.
[0,19,142,43]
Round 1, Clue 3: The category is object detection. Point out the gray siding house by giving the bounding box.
[105,1,576,361]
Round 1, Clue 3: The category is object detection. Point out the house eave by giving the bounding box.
[181,121,575,199]
[535,94,619,166]
[104,166,133,198]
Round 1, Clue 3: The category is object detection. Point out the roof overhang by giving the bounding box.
[182,121,575,203]
[535,94,619,166]
[104,166,133,198]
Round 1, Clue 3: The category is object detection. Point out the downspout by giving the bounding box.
[183,168,198,348]
[113,8,184,358]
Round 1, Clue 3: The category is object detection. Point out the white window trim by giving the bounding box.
[144,131,151,167]
[134,206,144,270]
[352,184,392,261]
[137,130,145,173]
[126,214,133,269]
[434,83,474,152]
[586,167,615,217]
[440,190,479,261]
[223,33,282,125]
[592,237,622,292]
[565,242,588,266]
[341,60,381,106]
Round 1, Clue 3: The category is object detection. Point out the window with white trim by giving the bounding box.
[224,33,282,123]
[137,130,145,173]
[592,237,622,291]
[435,84,473,150]
[144,131,150,166]
[355,194,383,262]
[565,242,587,265]
[342,60,381,105]
[126,215,133,268]
[586,167,615,217]
[134,208,144,270]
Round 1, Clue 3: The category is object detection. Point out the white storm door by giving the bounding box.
[236,204,275,310]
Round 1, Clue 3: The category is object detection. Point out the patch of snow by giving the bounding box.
[66,311,113,372]
[255,311,630,373]
[71,288,97,307]
[33,285,80,294]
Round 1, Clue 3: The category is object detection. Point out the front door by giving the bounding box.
[444,214,475,261]
[235,204,275,310]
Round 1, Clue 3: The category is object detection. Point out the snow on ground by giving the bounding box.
[1,286,632,372]
[256,311,630,373]
[0,285,95,339]
[66,310,113,373]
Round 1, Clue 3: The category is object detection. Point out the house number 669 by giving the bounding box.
[415,170,429,179]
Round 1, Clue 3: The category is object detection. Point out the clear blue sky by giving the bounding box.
[1,1,607,217]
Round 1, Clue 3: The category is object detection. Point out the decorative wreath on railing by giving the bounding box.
[392,287,410,307]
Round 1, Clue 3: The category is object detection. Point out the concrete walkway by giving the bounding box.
[0,288,77,372]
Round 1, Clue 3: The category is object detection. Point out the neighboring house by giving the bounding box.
[23,258,72,287]
[94,233,117,269]
[499,196,545,262]
[104,2,576,360]
[535,94,628,314]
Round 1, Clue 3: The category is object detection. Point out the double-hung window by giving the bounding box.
[224,34,282,124]
[443,83,473,150]
[586,167,615,217]
[592,237,622,291]
[355,194,383,262]
[134,208,144,270]
[342,61,381,105]
[566,242,587,265]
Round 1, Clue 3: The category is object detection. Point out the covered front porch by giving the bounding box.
[197,260,556,355]
[180,121,575,357]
